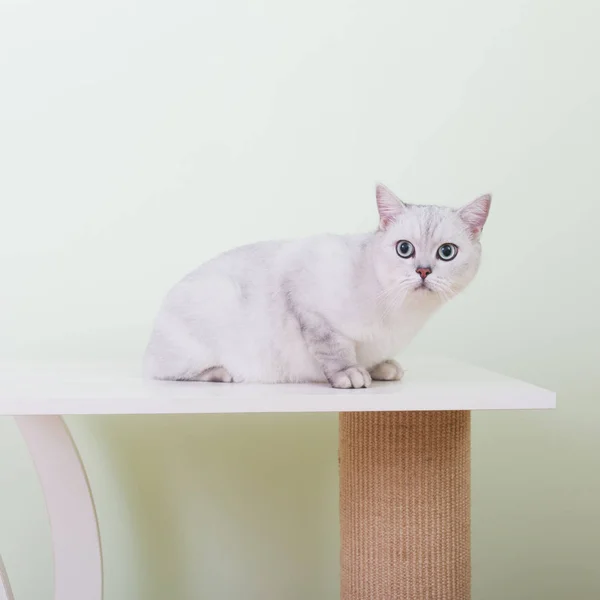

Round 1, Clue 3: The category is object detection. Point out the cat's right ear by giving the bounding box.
[458,194,492,239]
[376,183,405,230]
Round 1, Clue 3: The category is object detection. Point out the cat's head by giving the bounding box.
[372,183,491,304]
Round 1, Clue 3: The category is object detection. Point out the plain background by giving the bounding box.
[1,0,599,598]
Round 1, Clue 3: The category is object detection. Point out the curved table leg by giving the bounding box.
[0,554,15,600]
[15,416,103,600]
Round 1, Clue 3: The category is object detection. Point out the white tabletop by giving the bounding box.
[0,358,555,416]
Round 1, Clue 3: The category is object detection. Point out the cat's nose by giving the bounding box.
[416,267,432,280]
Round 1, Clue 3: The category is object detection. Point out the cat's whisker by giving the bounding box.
[381,282,412,319]
[434,283,451,302]
[377,282,407,306]
[376,282,409,303]
[433,280,459,304]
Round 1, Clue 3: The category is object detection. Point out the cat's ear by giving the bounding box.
[458,194,492,238]
[376,183,406,230]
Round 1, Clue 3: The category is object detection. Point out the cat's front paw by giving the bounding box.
[369,360,404,382]
[329,366,372,389]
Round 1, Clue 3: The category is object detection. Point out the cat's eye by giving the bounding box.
[396,240,415,259]
[437,243,458,261]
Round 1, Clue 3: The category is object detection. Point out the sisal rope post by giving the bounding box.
[339,411,471,600]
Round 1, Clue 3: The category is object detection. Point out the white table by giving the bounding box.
[0,358,555,600]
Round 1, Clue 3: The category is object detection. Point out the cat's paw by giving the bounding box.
[329,366,372,389]
[197,366,234,383]
[369,360,404,382]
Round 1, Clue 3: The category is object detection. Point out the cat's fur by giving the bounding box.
[144,184,491,388]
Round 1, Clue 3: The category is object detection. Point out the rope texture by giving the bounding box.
[339,411,471,600]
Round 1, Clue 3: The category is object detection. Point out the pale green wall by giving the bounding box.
[1,1,599,599]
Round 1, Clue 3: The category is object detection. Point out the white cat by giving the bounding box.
[144,184,491,388]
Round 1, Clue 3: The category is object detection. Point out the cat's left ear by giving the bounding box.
[458,194,492,238]
[376,183,406,230]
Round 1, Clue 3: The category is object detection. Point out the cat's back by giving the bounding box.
[154,233,357,333]
[180,240,279,285]
[177,233,351,288]
[157,240,285,313]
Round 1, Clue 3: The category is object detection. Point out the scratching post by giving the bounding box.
[339,411,471,600]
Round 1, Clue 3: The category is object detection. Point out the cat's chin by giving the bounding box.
[412,284,455,305]
[414,282,433,293]
[412,283,445,301]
